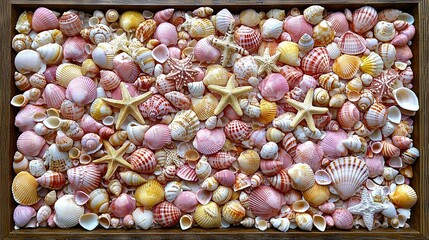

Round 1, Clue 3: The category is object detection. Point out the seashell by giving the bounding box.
[378,9,402,22]
[194,202,222,228]
[79,213,99,231]
[298,33,314,54]
[17,130,46,157]
[265,9,284,21]
[295,213,313,231]
[36,170,66,190]
[277,41,299,66]
[153,201,182,228]
[89,98,112,121]
[44,190,57,206]
[231,173,251,192]
[67,164,101,193]
[304,184,331,207]
[233,25,262,53]
[313,87,330,106]
[360,52,384,77]
[60,100,85,121]
[135,19,157,43]
[223,120,249,143]
[153,22,178,46]
[173,190,198,213]
[154,8,174,23]
[392,87,419,113]
[32,7,59,32]
[195,188,212,205]
[326,157,369,200]
[313,20,335,47]
[212,185,233,205]
[393,20,409,31]
[212,8,235,35]
[113,52,140,83]
[144,124,172,150]
[188,18,215,39]
[301,47,330,76]
[343,135,367,154]
[13,152,28,174]
[337,101,360,130]
[193,7,214,18]
[14,72,31,92]
[239,9,262,27]
[168,110,199,142]
[261,18,283,39]
[295,141,324,171]
[193,128,225,155]
[222,200,246,224]
[131,207,153,230]
[119,11,144,32]
[128,148,157,174]
[381,141,401,157]
[164,181,182,203]
[283,15,313,42]
[389,185,417,209]
[391,34,409,47]
[59,11,82,37]
[28,158,46,177]
[287,163,315,192]
[12,171,40,205]
[338,31,366,55]
[107,179,122,197]
[180,214,193,231]
[15,49,47,74]
[139,94,172,121]
[135,180,165,208]
[392,136,412,149]
[15,11,33,34]
[260,159,283,177]
[365,103,388,129]
[99,70,120,91]
[63,36,89,63]
[374,21,396,42]
[214,169,235,187]
[96,213,110,229]
[109,193,136,218]
[119,170,147,186]
[12,34,33,52]
[232,56,258,81]
[36,205,52,224]
[397,12,414,25]
[54,195,84,228]
[193,37,221,64]
[325,12,349,37]
[104,9,119,22]
[376,43,397,69]
[176,164,198,182]
[351,6,378,34]
[304,5,327,25]
[332,54,361,80]
[65,76,97,107]
[332,208,353,230]
[151,44,170,64]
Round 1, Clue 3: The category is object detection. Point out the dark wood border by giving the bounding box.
[1,0,428,239]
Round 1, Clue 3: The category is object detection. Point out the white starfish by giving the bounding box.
[348,189,387,231]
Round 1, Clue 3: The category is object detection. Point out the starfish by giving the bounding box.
[286,88,329,132]
[102,82,152,129]
[93,140,133,180]
[209,21,249,67]
[348,189,387,231]
[368,70,397,102]
[207,74,253,116]
[253,48,281,76]
[164,147,185,167]
[109,33,130,54]
[165,54,199,91]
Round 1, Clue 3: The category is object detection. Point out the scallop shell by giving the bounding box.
[332,54,361,80]
[194,202,222,228]
[136,19,157,43]
[376,43,397,69]
[56,63,83,87]
[135,180,165,208]
[212,8,235,34]
[120,11,144,32]
[234,25,262,54]
[54,195,84,228]
[337,101,360,130]
[67,164,101,193]
[287,163,315,192]
[128,148,157,174]
[189,18,215,39]
[338,31,366,55]
[239,9,262,27]
[351,6,378,34]
[153,201,182,227]
[365,103,388,129]
[389,185,417,209]
[249,186,285,219]
[277,41,300,66]
[261,18,283,39]
[32,7,59,32]
[153,22,178,46]
[12,171,40,205]
[360,52,384,77]
[325,12,349,37]
[301,47,330,76]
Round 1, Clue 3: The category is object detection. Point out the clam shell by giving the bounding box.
[54,195,84,228]
[237,150,260,175]
[128,148,157,174]
[351,6,378,34]
[15,49,47,74]
[66,76,97,106]
[12,171,40,205]
[67,164,101,193]
[283,15,313,42]
[194,202,222,228]
[189,18,215,39]
[332,54,361,80]
[234,25,262,53]
[389,184,417,209]
[213,9,235,34]
[120,11,144,32]
[277,41,300,66]
[338,31,366,55]
[392,87,419,112]
[135,180,165,208]
[32,7,59,32]
[168,110,200,142]
[301,47,330,76]
[261,18,283,39]
[222,200,246,224]
[360,52,384,77]
[56,63,83,87]
[365,103,388,129]
[153,201,182,227]
[79,213,99,231]
[287,163,315,192]
[132,207,154,230]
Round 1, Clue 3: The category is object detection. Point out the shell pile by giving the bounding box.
[11,6,419,232]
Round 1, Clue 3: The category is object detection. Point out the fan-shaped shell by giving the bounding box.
[318,129,349,158]
[351,6,378,34]
[261,18,283,39]
[283,15,313,42]
[295,141,324,171]
[224,120,251,143]
[65,76,97,106]
[365,103,388,129]
[12,171,40,205]
[54,195,84,228]
[153,201,182,227]
[338,31,366,55]
[277,41,300,66]
[135,180,165,208]
[360,52,384,77]
[213,8,235,34]
[301,47,330,76]
[326,12,349,37]
[233,25,262,53]
[194,202,222,228]
[249,186,285,219]
[32,7,59,32]
[193,128,225,155]
[237,150,260,175]
[233,56,258,81]
[332,54,361,80]
[128,148,157,174]
[189,18,215,39]
[67,164,101,193]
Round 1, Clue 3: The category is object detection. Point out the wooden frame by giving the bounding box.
[1,0,428,239]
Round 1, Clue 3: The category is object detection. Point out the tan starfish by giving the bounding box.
[209,22,249,67]
[166,53,199,91]
[253,48,281,76]
[286,88,329,132]
[93,140,132,179]
[348,189,387,231]
[102,82,152,129]
[208,74,253,116]
[109,33,130,54]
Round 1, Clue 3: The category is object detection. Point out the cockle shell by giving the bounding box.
[135,180,165,208]
[153,22,178,46]
[62,36,89,63]
[79,213,99,231]
[222,200,246,224]
[239,9,262,27]
[376,43,397,68]
[66,76,97,106]
[233,56,258,81]
[194,202,222,228]
[389,184,417,209]
[169,110,200,142]
[59,11,82,37]
[208,151,235,170]
[326,12,349,37]
[120,11,144,32]
[287,163,315,192]
[67,164,101,193]
[318,129,348,158]
[338,31,366,55]
[132,207,153,230]
[365,103,388,129]
[15,49,47,74]
[153,201,182,228]
[109,193,136,218]
[54,195,84,228]
[56,63,83,87]
[189,18,215,39]
[261,18,283,39]
[32,7,59,32]
[224,120,251,143]
[17,130,46,157]
[332,54,361,80]
[12,171,40,205]
[332,208,353,230]
[194,37,221,63]
[351,6,378,34]
[234,25,262,53]
[113,52,140,83]
[277,41,299,66]
[128,148,157,174]
[249,186,285,219]
[337,101,360,130]
[193,128,225,155]
[360,52,384,77]
[140,95,172,121]
[295,141,324,171]
[301,47,330,76]
[283,15,313,42]
[237,150,260,176]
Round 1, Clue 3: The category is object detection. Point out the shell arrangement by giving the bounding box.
[11,6,419,232]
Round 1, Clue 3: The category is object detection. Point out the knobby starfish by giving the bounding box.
[166,54,199,91]
[368,69,398,102]
[109,33,130,54]
[102,82,152,129]
[253,48,281,76]
[348,189,387,231]
[208,74,253,116]
[209,22,249,67]
[93,140,133,179]
[286,88,329,132]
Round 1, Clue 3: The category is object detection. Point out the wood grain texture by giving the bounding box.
[1,0,428,239]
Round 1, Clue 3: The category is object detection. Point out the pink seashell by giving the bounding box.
[395,45,413,62]
[284,189,302,205]
[153,201,182,228]
[79,114,103,133]
[301,47,330,77]
[266,168,292,193]
[65,76,97,106]
[173,191,198,213]
[32,7,59,32]
[128,148,157,173]
[176,164,198,181]
[391,34,409,46]
[280,32,292,42]
[224,120,251,143]
[337,101,360,130]
[15,105,45,132]
[111,82,138,100]
[196,189,212,205]
[364,103,387,129]
[249,186,285,220]
[223,105,241,120]
[168,47,181,59]
[100,70,121,91]
[59,11,82,37]
[276,149,293,169]
[67,164,101,193]
[81,133,102,154]
[14,205,36,227]
[398,66,413,85]
[194,38,220,63]
[381,141,401,157]
[392,136,412,149]
[332,208,354,230]
[109,193,136,218]
[153,22,178,47]
[36,171,66,190]
[314,169,332,185]
[351,6,378,34]
[313,112,332,129]
[113,52,140,83]
[337,31,366,55]
[318,202,335,214]
[99,126,115,139]
[139,94,173,121]
[233,25,262,53]
[325,12,349,37]
[155,75,176,95]
[317,129,348,158]
[60,99,85,121]
[43,84,66,109]
[400,25,415,41]
[193,128,226,155]
[234,173,252,192]
[151,44,170,64]
[207,151,236,170]
[62,36,89,63]
[17,130,46,157]
[283,15,313,42]
[279,65,303,89]
[144,124,171,150]
[258,73,289,101]
[364,154,384,178]
[260,160,283,176]
[247,129,267,149]
[74,191,90,205]
[281,132,298,159]
[44,66,58,83]
[164,91,191,110]
[295,141,324,172]
[154,8,174,24]
[214,169,236,187]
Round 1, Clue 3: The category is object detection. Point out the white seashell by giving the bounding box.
[29,159,47,177]
[187,81,205,98]
[132,207,153,230]
[255,219,269,231]
[54,195,84,228]
[15,49,47,74]
[36,205,52,224]
[383,167,399,181]
[392,87,419,113]
[180,214,193,230]
[313,214,326,232]
[261,18,283,39]
[314,169,332,185]
[296,213,313,231]
[259,142,278,159]
[270,218,290,232]
[79,213,99,231]
[382,201,398,219]
[292,199,310,213]
[164,181,182,202]
[326,42,341,60]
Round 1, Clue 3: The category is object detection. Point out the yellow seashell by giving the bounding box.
[389,184,417,209]
[194,202,222,228]
[133,47,155,75]
[135,180,165,208]
[313,88,330,106]
[135,19,157,43]
[189,18,215,39]
[12,171,40,205]
[313,20,335,47]
[360,52,384,77]
[287,163,315,191]
[109,131,128,146]
[277,41,300,66]
[119,170,147,186]
[257,99,277,124]
[239,9,263,27]
[90,98,113,121]
[265,127,285,143]
[222,200,246,224]
[203,64,231,86]
[304,5,327,25]
[332,55,361,80]
[318,72,341,90]
[56,63,83,87]
[119,11,145,32]
[237,149,261,175]
[191,93,219,121]
[15,11,33,34]
[87,188,110,213]
[81,59,100,78]
[302,184,330,207]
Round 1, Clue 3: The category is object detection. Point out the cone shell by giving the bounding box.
[153,201,182,227]
[234,25,262,53]
[351,6,378,34]
[194,202,222,228]
[168,110,200,142]
[301,47,330,76]
[332,55,361,80]
[135,180,165,208]
[12,171,40,205]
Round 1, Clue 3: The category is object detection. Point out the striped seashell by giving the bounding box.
[303,5,327,25]
[154,8,174,23]
[313,20,335,47]
[135,19,157,43]
[233,25,262,54]
[193,7,213,18]
[261,18,283,39]
[56,63,83,87]
[60,100,85,121]
[295,141,324,171]
[133,47,155,75]
[326,157,368,200]
[326,12,349,37]
[298,33,314,54]
[267,169,292,193]
[332,208,353,230]
[332,54,361,80]
[12,171,41,205]
[313,87,330,106]
[378,9,402,22]
[214,169,235,187]
[392,136,412,149]
[139,94,172,121]
[287,163,315,192]
[193,37,221,64]
[318,72,340,90]
[134,75,156,92]
[351,6,378,34]
[176,164,198,182]
[381,141,401,157]
[36,43,63,65]
[279,65,303,89]
[212,185,233,205]
[196,157,212,181]
[193,128,225,155]
[389,185,417,209]
[86,188,109,213]
[99,70,121,91]
[144,124,172,150]
[36,170,66,190]
[337,101,360,130]
[120,11,144,32]
[201,176,219,191]
[14,72,31,91]
[165,91,191,110]
[165,181,182,203]
[260,160,283,176]
[153,22,178,46]
[113,52,140,83]
[153,201,182,228]
[237,150,260,175]
[32,7,59,32]
[168,110,199,142]
[338,31,366,55]
[280,132,297,158]
[301,47,330,76]
[233,56,258,81]
[393,20,408,31]
[276,42,300,68]
[42,83,66,109]
[119,171,147,186]
[189,18,215,39]
[283,15,313,42]
[401,147,419,165]
[256,98,277,125]
[249,186,285,219]
[155,75,176,95]
[128,148,157,174]
[326,42,341,60]
[208,151,235,170]
[135,180,165,208]
[365,103,387,129]
[376,43,396,69]
[360,52,384,77]
[67,164,101,193]
[222,200,246,224]
[43,143,72,172]
[194,202,222,228]
[224,120,251,143]
[59,11,82,37]
[212,8,236,34]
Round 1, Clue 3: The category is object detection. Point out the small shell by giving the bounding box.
[392,87,419,112]
[287,163,315,192]
[168,110,200,142]
[360,52,384,77]
[193,7,214,18]
[15,49,47,74]
[313,88,330,106]
[212,186,233,205]
[374,21,396,42]
[119,170,147,186]
[351,6,378,34]
[261,18,283,39]
[154,8,174,23]
[304,5,327,25]
[79,213,99,231]
[135,180,165,208]
[376,43,397,69]
[239,9,262,27]
[301,47,330,76]
[189,18,215,39]
[180,214,193,230]
[298,33,314,54]
[296,213,313,231]
[36,170,66,190]
[120,11,144,32]
[338,31,366,55]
